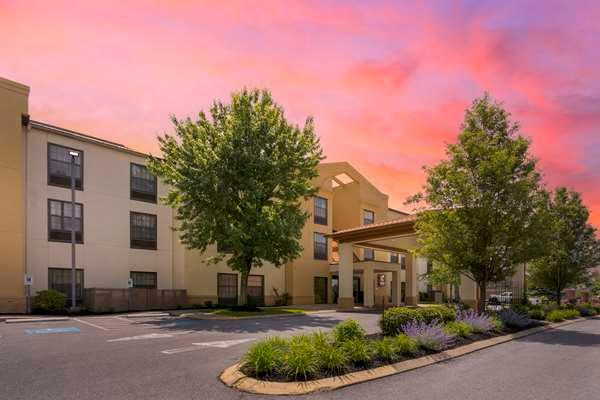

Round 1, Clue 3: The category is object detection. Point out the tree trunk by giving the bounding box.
[556,288,562,307]
[238,263,251,307]
[478,282,487,313]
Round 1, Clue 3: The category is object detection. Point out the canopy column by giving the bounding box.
[363,265,374,307]
[337,242,354,310]
[391,270,402,306]
[405,253,418,306]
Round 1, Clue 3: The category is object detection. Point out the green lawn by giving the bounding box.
[208,307,305,317]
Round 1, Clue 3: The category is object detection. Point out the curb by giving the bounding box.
[125,312,171,319]
[220,317,590,395]
[5,317,71,324]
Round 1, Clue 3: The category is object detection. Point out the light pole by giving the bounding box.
[69,150,79,311]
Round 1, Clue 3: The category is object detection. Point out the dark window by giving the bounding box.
[313,196,328,225]
[217,273,238,306]
[217,241,233,253]
[130,212,157,250]
[390,252,399,263]
[314,277,328,304]
[48,143,83,190]
[363,209,375,225]
[247,275,264,306]
[48,268,84,305]
[130,271,157,288]
[130,163,157,203]
[400,255,406,270]
[48,199,83,243]
[314,232,328,260]
[364,248,374,260]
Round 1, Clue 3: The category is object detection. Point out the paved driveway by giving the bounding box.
[0,313,598,400]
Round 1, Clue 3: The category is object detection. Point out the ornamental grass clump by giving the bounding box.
[444,321,472,337]
[282,335,319,380]
[393,334,419,355]
[342,338,372,366]
[317,343,347,374]
[497,309,532,329]
[379,306,456,336]
[371,338,397,362]
[333,319,366,343]
[401,320,456,351]
[245,337,288,376]
[457,310,495,333]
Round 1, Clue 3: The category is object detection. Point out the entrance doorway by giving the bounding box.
[353,277,363,304]
[314,277,328,304]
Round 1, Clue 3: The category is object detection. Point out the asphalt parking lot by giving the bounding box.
[0,311,380,400]
[1,312,598,400]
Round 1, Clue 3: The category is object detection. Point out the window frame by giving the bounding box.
[130,211,158,250]
[363,209,375,225]
[313,232,328,260]
[47,199,84,244]
[47,142,84,191]
[130,271,158,289]
[313,196,328,225]
[217,273,238,306]
[130,162,157,203]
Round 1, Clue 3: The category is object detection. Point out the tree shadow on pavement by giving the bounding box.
[137,313,356,335]
[518,319,600,348]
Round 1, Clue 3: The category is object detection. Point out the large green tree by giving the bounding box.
[529,187,600,305]
[148,89,323,306]
[408,94,550,311]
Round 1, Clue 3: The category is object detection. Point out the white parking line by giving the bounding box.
[108,333,176,342]
[161,338,255,354]
[73,318,109,331]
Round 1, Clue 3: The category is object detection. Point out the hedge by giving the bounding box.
[380,306,456,336]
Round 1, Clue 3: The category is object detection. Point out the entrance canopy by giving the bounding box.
[328,214,420,309]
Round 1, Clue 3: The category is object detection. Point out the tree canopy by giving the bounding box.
[409,94,550,311]
[529,187,600,304]
[148,88,323,306]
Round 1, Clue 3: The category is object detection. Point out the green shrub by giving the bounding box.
[561,309,580,319]
[511,304,530,315]
[490,317,504,331]
[444,321,472,337]
[245,337,288,376]
[576,303,598,317]
[528,308,546,320]
[371,338,397,362]
[32,289,66,313]
[310,331,331,347]
[317,344,347,374]
[333,319,365,343]
[283,336,319,380]
[379,306,456,336]
[546,310,565,322]
[342,338,372,366]
[393,334,419,355]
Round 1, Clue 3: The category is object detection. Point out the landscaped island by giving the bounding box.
[240,304,595,382]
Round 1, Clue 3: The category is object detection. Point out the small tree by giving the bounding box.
[149,89,323,306]
[529,188,600,305]
[408,94,550,312]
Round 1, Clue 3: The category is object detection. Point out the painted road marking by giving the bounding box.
[73,318,109,331]
[107,333,175,342]
[25,327,80,335]
[161,338,255,354]
[107,331,190,342]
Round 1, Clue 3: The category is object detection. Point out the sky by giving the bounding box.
[1,0,599,227]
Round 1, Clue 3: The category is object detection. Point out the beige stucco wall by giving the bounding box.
[26,128,174,295]
[0,78,29,313]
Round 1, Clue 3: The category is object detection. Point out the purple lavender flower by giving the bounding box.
[457,310,495,333]
[400,319,455,351]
